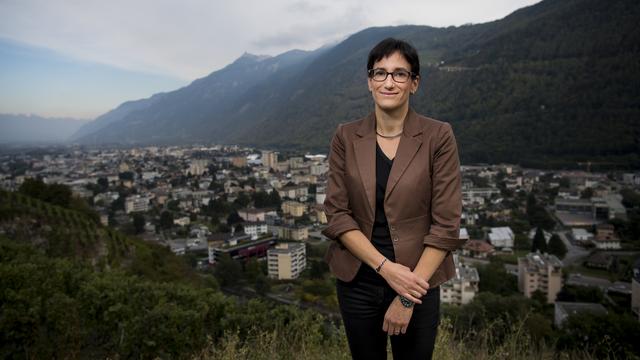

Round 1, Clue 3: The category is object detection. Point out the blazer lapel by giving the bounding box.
[354,113,376,221]
[385,109,423,201]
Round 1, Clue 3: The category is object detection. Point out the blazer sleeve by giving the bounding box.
[423,122,466,252]
[321,124,362,245]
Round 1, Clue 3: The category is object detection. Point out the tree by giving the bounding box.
[514,233,531,250]
[305,259,329,280]
[19,178,72,208]
[233,192,251,208]
[556,312,640,359]
[252,191,269,208]
[268,190,282,208]
[167,199,180,212]
[476,258,519,295]
[531,289,548,304]
[532,227,547,254]
[97,177,109,192]
[160,211,174,229]
[547,233,567,259]
[556,285,604,303]
[227,211,242,227]
[132,214,146,234]
[118,171,134,181]
[255,273,271,295]
[214,253,242,287]
[243,258,262,282]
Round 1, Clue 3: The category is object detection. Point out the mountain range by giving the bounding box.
[68,0,640,169]
[0,114,88,144]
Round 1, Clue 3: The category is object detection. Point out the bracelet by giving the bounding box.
[375,258,387,273]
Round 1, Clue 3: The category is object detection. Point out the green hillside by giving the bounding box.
[0,189,198,283]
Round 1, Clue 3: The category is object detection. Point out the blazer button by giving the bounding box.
[390,225,396,231]
[393,236,399,242]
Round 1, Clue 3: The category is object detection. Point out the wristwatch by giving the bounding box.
[398,295,414,308]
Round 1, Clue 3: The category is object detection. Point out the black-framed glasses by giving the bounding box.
[367,68,416,83]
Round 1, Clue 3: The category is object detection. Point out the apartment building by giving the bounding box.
[124,195,149,214]
[518,252,563,304]
[440,255,479,305]
[281,200,306,217]
[261,150,278,170]
[267,242,307,280]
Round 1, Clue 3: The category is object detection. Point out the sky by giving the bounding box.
[0,0,541,119]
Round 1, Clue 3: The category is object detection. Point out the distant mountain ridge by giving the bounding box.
[0,114,88,144]
[72,0,640,169]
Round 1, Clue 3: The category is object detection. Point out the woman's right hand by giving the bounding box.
[378,261,429,304]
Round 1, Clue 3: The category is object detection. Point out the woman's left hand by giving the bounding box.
[383,296,414,336]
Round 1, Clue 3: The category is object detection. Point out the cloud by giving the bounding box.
[252,3,367,51]
[286,1,329,14]
[0,0,541,80]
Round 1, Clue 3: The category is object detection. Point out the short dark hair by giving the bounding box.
[367,38,420,77]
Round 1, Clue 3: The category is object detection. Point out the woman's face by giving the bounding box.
[368,51,419,113]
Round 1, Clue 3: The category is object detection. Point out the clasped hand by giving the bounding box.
[378,261,429,304]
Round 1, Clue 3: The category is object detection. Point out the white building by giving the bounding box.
[571,228,593,243]
[94,191,120,206]
[267,242,307,280]
[440,254,479,305]
[243,221,269,240]
[462,187,500,205]
[174,216,191,226]
[125,195,149,214]
[488,226,515,249]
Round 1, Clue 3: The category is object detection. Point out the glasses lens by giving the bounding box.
[372,69,388,81]
[392,70,410,83]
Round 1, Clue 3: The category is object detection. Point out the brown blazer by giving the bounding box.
[321,108,466,288]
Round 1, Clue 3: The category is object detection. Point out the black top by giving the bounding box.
[355,141,396,285]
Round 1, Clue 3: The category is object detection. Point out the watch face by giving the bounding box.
[399,296,414,308]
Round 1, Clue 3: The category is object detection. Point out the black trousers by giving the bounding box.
[336,271,440,360]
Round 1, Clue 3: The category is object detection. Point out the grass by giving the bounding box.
[492,249,530,264]
[567,264,615,280]
[196,315,602,360]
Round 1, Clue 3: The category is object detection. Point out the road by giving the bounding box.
[556,230,590,266]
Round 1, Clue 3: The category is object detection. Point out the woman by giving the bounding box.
[321,38,465,360]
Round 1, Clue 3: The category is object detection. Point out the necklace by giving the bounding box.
[376,129,403,138]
